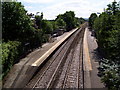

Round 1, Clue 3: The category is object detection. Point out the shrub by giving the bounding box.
[2,41,21,78]
[98,59,120,90]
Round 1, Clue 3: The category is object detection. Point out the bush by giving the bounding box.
[98,59,120,90]
[2,41,21,78]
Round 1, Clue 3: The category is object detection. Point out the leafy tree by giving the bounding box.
[63,11,77,31]
[55,18,66,29]
[27,13,34,19]
[92,1,120,89]
[51,21,58,31]
[89,13,97,29]
[113,11,120,62]
[2,1,45,78]
[34,12,43,29]
[94,11,119,60]
[41,20,53,34]
[56,11,78,31]
[94,12,115,57]
[106,1,119,15]
[2,2,34,43]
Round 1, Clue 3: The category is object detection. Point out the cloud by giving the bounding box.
[19,0,120,19]
[24,6,33,9]
[19,0,55,3]
[40,0,100,19]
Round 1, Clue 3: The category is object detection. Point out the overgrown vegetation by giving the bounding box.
[89,1,120,89]
[2,1,85,78]
[2,41,21,77]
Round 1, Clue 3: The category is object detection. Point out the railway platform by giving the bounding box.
[86,27,104,88]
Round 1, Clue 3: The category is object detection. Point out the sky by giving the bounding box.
[18,0,120,20]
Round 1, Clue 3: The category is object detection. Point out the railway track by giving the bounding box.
[25,27,85,89]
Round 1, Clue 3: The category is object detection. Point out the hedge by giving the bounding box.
[2,41,21,78]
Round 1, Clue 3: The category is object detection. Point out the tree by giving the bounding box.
[63,11,77,31]
[2,1,45,78]
[92,1,120,89]
[2,2,34,43]
[34,12,43,29]
[41,20,53,34]
[106,1,119,15]
[55,18,66,29]
[56,11,78,31]
[89,13,97,29]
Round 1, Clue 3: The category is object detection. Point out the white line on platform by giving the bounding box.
[32,28,78,66]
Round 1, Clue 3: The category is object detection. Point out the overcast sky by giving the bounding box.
[18,0,120,20]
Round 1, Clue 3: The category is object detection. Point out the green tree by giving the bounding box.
[34,12,43,29]
[2,1,45,79]
[56,11,78,31]
[2,2,34,43]
[94,12,114,54]
[51,21,58,31]
[63,11,77,31]
[41,20,53,34]
[93,1,120,89]
[106,1,119,15]
[89,13,97,29]
[55,18,66,29]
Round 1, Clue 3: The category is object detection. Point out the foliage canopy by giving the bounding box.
[89,1,120,89]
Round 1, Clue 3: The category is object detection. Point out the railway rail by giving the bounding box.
[25,25,86,89]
